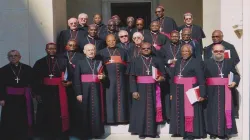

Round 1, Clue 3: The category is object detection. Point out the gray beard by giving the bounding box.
[212,55,224,62]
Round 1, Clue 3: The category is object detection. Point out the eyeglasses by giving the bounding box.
[141,48,151,50]
[185,18,192,20]
[213,50,224,53]
[119,35,128,38]
[68,44,76,47]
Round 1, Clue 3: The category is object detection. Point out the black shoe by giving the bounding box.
[139,135,145,139]
[153,134,160,138]
[210,135,217,139]
[131,133,138,135]
[183,136,194,140]
[172,134,181,137]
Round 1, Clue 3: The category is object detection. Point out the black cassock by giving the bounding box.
[127,45,141,61]
[179,24,206,50]
[180,40,202,61]
[169,57,206,138]
[99,30,119,42]
[160,42,182,120]
[80,35,105,53]
[117,42,136,59]
[155,16,178,35]
[56,29,87,53]
[78,24,88,34]
[144,32,169,58]
[204,59,240,137]
[33,56,69,138]
[73,57,105,138]
[204,41,240,67]
[96,23,107,37]
[99,47,129,123]
[58,52,84,138]
[0,63,34,140]
[126,55,167,136]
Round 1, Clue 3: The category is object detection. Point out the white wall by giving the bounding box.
[0,0,29,67]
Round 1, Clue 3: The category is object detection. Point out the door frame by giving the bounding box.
[101,0,159,24]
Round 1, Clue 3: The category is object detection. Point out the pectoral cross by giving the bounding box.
[146,69,150,75]
[15,77,20,83]
[49,74,54,79]
[178,73,183,79]
[109,59,114,63]
[153,43,157,47]
[219,72,224,78]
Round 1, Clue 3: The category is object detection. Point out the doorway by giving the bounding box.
[111,2,151,28]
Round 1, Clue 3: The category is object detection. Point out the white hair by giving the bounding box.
[83,43,96,51]
[118,30,128,36]
[133,32,143,39]
[181,44,193,54]
[78,13,88,19]
[183,12,193,19]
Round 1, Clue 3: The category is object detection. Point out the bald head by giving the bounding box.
[212,30,224,43]
[213,44,225,51]
[106,34,116,48]
[84,44,96,58]
[68,18,78,30]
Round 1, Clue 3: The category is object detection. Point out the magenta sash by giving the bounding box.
[160,32,170,39]
[6,87,33,128]
[136,76,163,122]
[81,74,104,122]
[81,74,100,83]
[206,77,232,129]
[174,76,197,132]
[43,78,69,132]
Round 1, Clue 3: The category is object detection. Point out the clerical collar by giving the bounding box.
[171,42,179,46]
[108,47,116,49]
[122,42,129,45]
[86,56,95,60]
[10,62,20,67]
[182,39,191,44]
[80,24,87,27]
[47,55,56,59]
[185,24,193,28]
[151,31,159,34]
[88,35,95,39]
[71,29,78,31]
[141,54,151,59]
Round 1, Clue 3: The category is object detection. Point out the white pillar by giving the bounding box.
[242,0,250,139]
[202,0,221,46]
[28,0,67,66]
